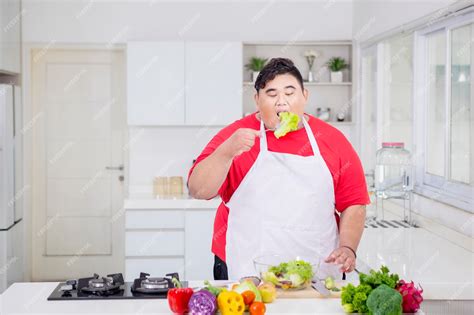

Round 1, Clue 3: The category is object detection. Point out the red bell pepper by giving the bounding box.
[167,278,194,314]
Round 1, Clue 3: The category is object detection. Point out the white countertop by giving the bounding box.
[124,197,222,210]
[0,282,346,314]
[358,210,474,301]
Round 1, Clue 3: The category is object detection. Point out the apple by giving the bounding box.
[258,282,277,303]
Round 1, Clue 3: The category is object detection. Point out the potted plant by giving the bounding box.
[326,57,348,83]
[303,50,321,82]
[245,57,268,82]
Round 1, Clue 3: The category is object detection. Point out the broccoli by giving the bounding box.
[366,284,403,315]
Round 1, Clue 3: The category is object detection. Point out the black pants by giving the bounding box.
[213,255,346,281]
[213,255,229,280]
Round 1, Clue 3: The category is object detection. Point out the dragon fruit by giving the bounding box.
[396,280,424,313]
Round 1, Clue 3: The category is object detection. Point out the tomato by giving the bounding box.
[249,301,266,315]
[241,290,256,305]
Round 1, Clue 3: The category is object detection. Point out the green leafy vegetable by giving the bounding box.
[340,283,372,313]
[340,266,401,313]
[274,112,300,138]
[263,259,314,289]
[366,284,403,315]
[359,265,400,289]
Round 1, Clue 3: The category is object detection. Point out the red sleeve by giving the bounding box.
[187,124,238,199]
[334,134,370,212]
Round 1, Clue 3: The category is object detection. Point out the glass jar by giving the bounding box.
[316,107,331,121]
[375,142,413,198]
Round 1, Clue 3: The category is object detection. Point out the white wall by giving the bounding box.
[22,0,353,43]
[352,0,458,43]
[127,126,223,196]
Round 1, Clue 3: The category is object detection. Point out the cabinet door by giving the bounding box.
[127,42,185,125]
[185,42,243,125]
[13,86,22,221]
[185,210,215,280]
[0,0,21,74]
[0,85,15,229]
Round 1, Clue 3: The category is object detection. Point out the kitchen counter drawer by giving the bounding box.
[125,257,185,282]
[125,230,184,256]
[125,210,184,229]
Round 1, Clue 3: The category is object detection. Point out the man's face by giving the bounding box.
[254,73,308,129]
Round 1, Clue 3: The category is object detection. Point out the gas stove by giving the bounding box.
[47,272,187,300]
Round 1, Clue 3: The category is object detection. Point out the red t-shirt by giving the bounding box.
[188,112,370,262]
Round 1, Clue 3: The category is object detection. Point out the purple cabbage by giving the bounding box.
[188,289,217,315]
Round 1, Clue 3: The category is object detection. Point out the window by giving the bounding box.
[450,24,472,185]
[359,11,473,211]
[359,34,414,176]
[380,33,414,152]
[416,16,473,210]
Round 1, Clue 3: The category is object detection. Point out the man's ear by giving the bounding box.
[302,88,309,102]
[254,92,260,110]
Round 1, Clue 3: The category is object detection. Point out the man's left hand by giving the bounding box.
[325,247,356,273]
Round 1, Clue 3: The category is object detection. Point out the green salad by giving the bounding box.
[262,260,314,289]
[274,112,300,138]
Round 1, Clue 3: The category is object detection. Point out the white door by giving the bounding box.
[31,49,127,280]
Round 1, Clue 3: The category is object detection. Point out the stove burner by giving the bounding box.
[131,272,179,294]
[79,273,124,295]
[141,277,169,290]
[88,277,112,288]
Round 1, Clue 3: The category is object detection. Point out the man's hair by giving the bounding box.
[254,58,304,92]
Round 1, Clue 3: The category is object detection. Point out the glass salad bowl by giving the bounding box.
[253,254,321,290]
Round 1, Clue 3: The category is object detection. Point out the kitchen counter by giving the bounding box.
[124,197,221,210]
[1,281,346,314]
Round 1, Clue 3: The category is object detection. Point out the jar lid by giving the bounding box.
[382,142,404,148]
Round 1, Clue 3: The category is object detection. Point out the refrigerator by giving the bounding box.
[0,84,23,293]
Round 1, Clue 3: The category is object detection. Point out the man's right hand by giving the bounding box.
[218,128,261,159]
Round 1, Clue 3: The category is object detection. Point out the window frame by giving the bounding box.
[414,14,473,212]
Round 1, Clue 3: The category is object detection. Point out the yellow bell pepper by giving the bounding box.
[217,290,245,315]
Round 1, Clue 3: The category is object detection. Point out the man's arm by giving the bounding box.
[189,128,260,200]
[188,144,234,200]
[325,205,366,273]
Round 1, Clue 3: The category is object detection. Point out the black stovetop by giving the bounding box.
[47,272,188,301]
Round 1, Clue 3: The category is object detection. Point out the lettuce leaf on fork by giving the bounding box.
[274,112,300,139]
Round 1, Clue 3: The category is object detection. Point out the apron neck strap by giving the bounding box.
[259,119,268,152]
[302,117,321,156]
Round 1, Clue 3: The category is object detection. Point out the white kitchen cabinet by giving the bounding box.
[185,41,243,125]
[126,41,243,126]
[0,0,21,74]
[184,210,215,280]
[124,207,216,281]
[0,220,23,293]
[127,42,185,125]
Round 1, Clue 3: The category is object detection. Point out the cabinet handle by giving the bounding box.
[105,165,124,171]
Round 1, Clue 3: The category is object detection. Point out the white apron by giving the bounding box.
[225,116,339,280]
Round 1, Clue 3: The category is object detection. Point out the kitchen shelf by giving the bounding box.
[243,81,352,86]
[243,41,355,141]
[327,121,355,126]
